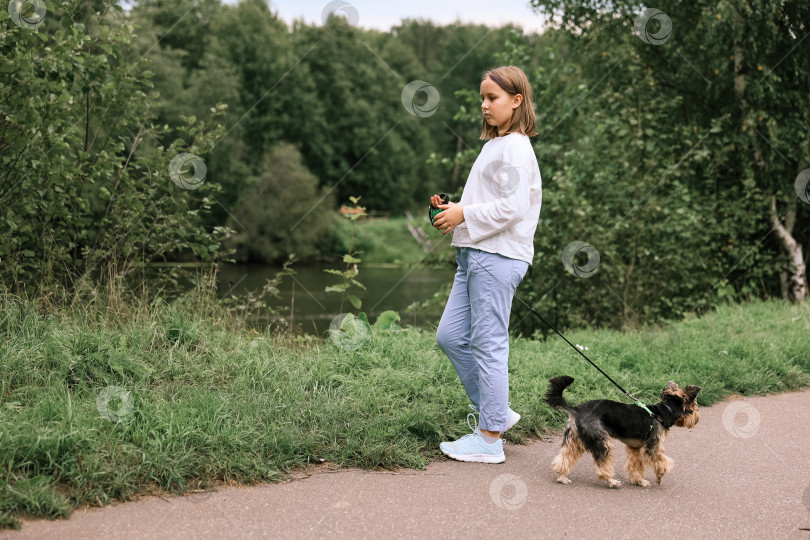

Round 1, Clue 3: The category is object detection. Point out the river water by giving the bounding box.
[217,263,456,337]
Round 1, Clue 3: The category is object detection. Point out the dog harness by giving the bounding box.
[636,401,657,432]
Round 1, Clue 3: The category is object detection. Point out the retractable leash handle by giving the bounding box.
[429,193,450,226]
[465,251,655,418]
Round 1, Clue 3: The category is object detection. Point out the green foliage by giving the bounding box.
[0,0,231,296]
[226,143,336,263]
[4,1,571,272]
[290,19,426,211]
[374,310,402,330]
[3,0,807,332]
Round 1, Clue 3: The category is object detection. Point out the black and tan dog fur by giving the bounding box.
[544,376,700,488]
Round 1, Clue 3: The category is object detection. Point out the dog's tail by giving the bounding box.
[544,375,576,412]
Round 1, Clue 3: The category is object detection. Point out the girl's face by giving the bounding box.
[480,77,523,135]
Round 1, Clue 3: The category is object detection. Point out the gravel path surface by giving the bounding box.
[4,389,810,539]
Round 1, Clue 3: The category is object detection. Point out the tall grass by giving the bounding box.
[0,292,807,529]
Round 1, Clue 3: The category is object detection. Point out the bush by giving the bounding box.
[0,0,230,296]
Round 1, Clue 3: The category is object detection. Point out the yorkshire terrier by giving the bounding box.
[544,375,701,488]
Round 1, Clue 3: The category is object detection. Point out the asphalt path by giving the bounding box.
[4,389,810,539]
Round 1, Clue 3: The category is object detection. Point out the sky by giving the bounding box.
[234,0,549,34]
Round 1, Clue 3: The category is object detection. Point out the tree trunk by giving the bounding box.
[779,271,789,300]
[404,210,432,253]
[770,197,808,301]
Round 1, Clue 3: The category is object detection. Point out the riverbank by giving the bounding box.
[0,298,807,528]
[322,214,456,266]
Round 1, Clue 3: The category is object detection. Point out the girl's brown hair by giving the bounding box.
[480,66,537,140]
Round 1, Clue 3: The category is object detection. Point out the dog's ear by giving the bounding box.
[684,385,701,402]
[666,381,679,391]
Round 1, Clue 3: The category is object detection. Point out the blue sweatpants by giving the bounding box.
[436,247,529,432]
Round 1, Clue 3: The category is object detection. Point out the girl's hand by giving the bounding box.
[432,201,464,235]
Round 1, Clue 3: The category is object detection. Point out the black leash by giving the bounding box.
[466,250,657,420]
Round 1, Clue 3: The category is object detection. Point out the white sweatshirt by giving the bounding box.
[451,133,542,265]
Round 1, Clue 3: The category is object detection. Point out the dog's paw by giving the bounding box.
[556,476,572,485]
[632,479,650,487]
[607,479,622,488]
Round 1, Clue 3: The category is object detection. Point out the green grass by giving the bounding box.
[0,297,807,528]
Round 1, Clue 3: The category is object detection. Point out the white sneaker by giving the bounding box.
[440,430,505,464]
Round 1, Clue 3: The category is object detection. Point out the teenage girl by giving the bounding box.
[431,65,542,463]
